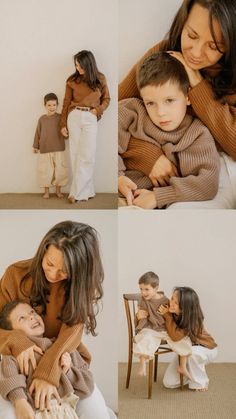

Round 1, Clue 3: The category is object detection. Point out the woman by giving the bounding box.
[0,221,115,419]
[119,0,236,208]
[159,287,217,390]
[60,50,110,203]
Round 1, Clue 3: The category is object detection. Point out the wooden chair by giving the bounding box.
[123,293,183,398]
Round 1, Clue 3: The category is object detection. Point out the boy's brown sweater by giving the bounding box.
[119,98,220,208]
[163,312,217,349]
[119,41,236,167]
[60,73,110,129]
[135,294,169,333]
[0,335,94,406]
[33,113,65,154]
[0,260,91,388]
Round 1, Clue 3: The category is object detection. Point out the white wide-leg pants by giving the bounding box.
[163,346,218,390]
[67,109,97,201]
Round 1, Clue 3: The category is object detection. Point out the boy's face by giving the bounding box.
[45,100,58,116]
[140,80,190,132]
[139,283,158,300]
[9,303,45,337]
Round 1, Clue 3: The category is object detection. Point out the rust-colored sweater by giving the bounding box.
[163,313,217,349]
[33,113,65,154]
[0,260,91,388]
[0,335,94,405]
[119,41,236,167]
[119,98,220,208]
[60,73,110,129]
[135,294,169,333]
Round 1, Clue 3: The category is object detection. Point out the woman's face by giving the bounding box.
[181,3,225,70]
[75,60,85,75]
[42,244,68,283]
[169,291,181,315]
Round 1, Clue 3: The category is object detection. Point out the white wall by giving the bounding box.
[0,210,117,411]
[119,0,183,81]
[0,0,117,193]
[118,211,236,363]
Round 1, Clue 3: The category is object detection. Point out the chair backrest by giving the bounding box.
[123,293,140,342]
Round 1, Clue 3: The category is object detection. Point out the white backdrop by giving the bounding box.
[119,0,182,81]
[0,210,117,411]
[118,211,236,363]
[0,0,117,193]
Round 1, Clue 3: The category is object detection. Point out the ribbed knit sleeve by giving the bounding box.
[60,81,73,129]
[93,74,110,119]
[0,355,27,403]
[119,42,165,100]
[189,79,236,159]
[163,313,186,342]
[32,322,85,387]
[153,122,220,208]
[33,118,41,149]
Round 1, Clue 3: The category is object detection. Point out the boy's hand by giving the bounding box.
[14,398,35,419]
[61,127,69,138]
[118,175,137,206]
[60,352,71,373]
[136,309,148,320]
[133,189,156,209]
[149,155,179,186]
[33,148,39,154]
[158,304,169,315]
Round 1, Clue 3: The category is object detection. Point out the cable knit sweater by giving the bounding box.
[119,98,220,208]
[0,260,91,388]
[135,294,169,333]
[0,335,94,406]
[119,40,236,165]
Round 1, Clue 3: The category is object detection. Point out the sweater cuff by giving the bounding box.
[8,388,27,404]
[154,186,177,208]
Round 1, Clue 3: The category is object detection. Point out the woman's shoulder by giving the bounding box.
[1,259,32,282]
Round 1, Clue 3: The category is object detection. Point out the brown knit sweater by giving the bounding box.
[33,113,66,154]
[119,98,220,208]
[163,313,217,349]
[119,41,236,163]
[135,294,169,333]
[60,73,110,129]
[0,335,94,406]
[0,260,91,388]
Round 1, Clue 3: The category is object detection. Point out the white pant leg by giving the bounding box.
[165,334,192,356]
[168,153,236,209]
[133,329,165,359]
[68,109,97,201]
[76,384,116,419]
[163,346,218,390]
[0,396,16,419]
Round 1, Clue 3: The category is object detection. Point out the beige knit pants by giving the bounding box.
[38,151,68,188]
[35,394,79,419]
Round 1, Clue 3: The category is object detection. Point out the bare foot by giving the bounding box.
[43,193,50,199]
[177,365,192,381]
[196,387,208,392]
[56,192,64,198]
[68,196,76,204]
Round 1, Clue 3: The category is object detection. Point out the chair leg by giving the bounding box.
[126,352,133,388]
[154,354,158,382]
[148,359,153,399]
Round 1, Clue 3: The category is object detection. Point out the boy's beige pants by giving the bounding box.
[38,151,68,188]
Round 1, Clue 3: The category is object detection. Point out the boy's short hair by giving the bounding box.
[138,271,159,288]
[0,299,28,330]
[137,51,190,95]
[44,92,58,105]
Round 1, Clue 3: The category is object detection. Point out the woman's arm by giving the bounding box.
[163,313,186,342]
[189,80,236,159]
[60,82,73,130]
[93,74,110,119]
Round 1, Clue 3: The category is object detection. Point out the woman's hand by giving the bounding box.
[29,379,61,411]
[137,309,148,320]
[17,345,44,376]
[158,304,169,315]
[61,127,69,138]
[90,108,98,118]
[167,51,203,87]
[118,175,137,205]
[133,189,156,209]
[60,352,71,373]
[149,155,179,187]
[14,399,35,419]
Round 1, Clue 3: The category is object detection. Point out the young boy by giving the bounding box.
[0,300,93,417]
[33,93,68,199]
[118,52,220,208]
[134,272,192,379]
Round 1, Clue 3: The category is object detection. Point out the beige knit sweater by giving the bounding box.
[119,41,236,160]
[119,98,220,208]
[0,335,94,406]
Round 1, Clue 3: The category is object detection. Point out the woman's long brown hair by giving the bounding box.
[21,221,104,336]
